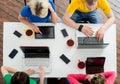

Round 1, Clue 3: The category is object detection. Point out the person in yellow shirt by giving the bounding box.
[62,0,115,40]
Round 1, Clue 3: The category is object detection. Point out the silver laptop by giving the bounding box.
[77,37,109,49]
[20,46,51,73]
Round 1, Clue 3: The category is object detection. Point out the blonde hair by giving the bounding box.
[91,74,106,84]
[28,0,49,17]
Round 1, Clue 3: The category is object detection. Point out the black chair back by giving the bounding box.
[24,0,55,5]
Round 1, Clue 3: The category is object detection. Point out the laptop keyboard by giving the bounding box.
[29,66,52,74]
[86,66,104,74]
[24,58,49,66]
[78,37,103,44]
[24,58,51,73]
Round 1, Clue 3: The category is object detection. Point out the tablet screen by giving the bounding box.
[35,26,55,39]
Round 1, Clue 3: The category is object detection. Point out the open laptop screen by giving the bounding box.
[35,26,55,39]
[86,57,105,74]
[20,46,49,53]
[20,46,50,58]
[86,57,106,66]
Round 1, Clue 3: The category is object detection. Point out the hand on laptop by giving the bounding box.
[96,27,105,41]
[39,67,44,84]
[39,67,44,78]
[81,26,94,37]
[24,68,35,75]
[30,24,42,34]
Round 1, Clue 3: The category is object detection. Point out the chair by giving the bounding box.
[24,0,55,5]
[24,0,27,5]
[69,0,88,23]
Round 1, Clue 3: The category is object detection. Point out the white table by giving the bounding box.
[3,22,116,77]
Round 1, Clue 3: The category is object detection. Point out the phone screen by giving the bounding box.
[13,30,22,38]
[9,49,18,59]
[60,54,70,64]
[61,29,68,37]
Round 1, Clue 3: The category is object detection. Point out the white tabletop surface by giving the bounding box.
[3,22,116,77]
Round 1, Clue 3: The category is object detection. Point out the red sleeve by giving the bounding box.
[102,71,116,84]
[67,74,87,84]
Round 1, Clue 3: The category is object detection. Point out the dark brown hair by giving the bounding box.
[11,72,29,84]
[85,0,97,6]
[91,74,106,84]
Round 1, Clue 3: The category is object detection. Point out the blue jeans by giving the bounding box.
[71,10,102,23]
[47,17,62,23]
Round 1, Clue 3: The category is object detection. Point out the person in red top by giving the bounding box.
[67,71,116,84]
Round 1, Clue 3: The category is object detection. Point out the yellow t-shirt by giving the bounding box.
[67,0,111,14]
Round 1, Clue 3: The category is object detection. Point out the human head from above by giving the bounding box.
[28,0,49,18]
[87,73,106,84]
[85,0,98,11]
[11,72,29,84]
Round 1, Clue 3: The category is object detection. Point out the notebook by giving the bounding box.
[20,46,51,73]
[77,37,109,48]
[86,57,106,74]
[35,26,55,39]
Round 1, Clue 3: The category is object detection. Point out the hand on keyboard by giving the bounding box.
[39,67,44,78]
[24,68,35,75]
[81,26,94,37]
[96,28,105,41]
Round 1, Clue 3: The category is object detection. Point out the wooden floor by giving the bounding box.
[0,0,120,84]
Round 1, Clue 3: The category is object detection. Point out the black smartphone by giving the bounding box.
[13,30,22,38]
[9,49,18,59]
[61,29,68,37]
[60,54,70,64]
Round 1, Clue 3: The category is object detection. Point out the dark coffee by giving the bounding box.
[26,29,33,36]
[78,61,85,69]
[67,39,74,47]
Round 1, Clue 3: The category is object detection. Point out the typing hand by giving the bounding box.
[96,27,105,41]
[30,24,42,34]
[24,68,35,75]
[39,67,44,78]
[81,26,94,37]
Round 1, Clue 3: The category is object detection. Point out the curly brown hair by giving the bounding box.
[91,74,106,84]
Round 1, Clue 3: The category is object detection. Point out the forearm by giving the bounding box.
[2,66,17,73]
[39,77,44,84]
[1,66,17,76]
[50,11,58,24]
[18,15,35,28]
[67,74,86,84]
[62,16,80,30]
[102,71,116,84]
[102,14,115,31]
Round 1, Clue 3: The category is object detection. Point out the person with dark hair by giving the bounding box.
[1,66,45,84]
[62,0,115,41]
[18,0,58,34]
[67,71,116,84]
[11,72,30,84]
